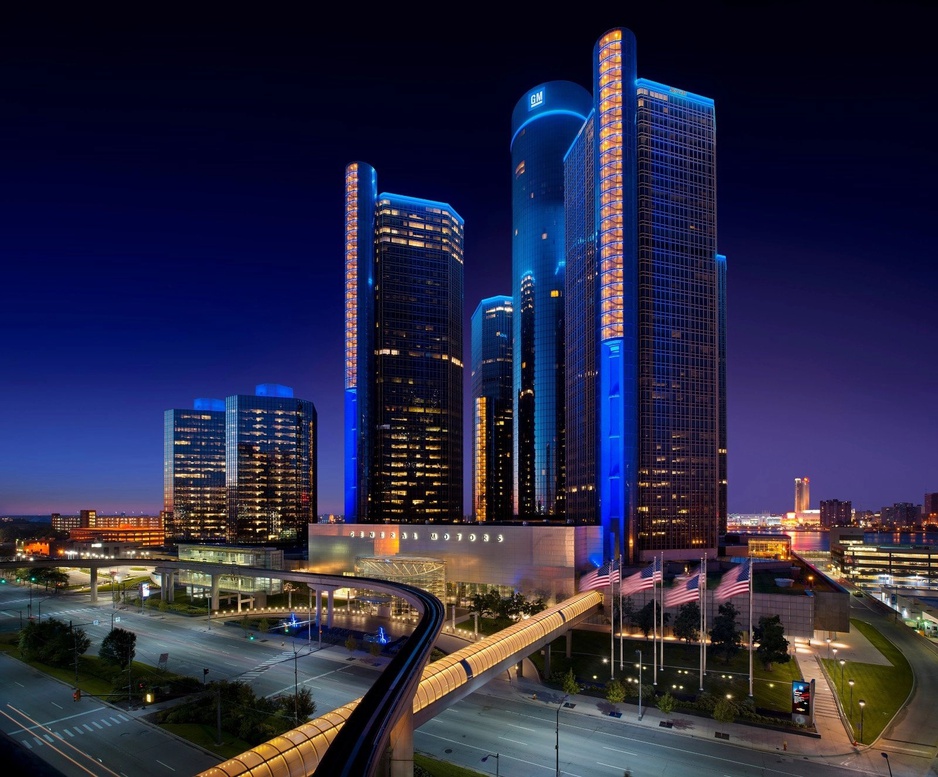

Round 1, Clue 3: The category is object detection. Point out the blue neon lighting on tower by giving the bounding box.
[344,163,464,523]
[510,80,591,520]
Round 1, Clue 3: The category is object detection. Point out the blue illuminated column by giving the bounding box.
[510,80,591,520]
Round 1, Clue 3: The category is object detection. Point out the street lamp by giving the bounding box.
[635,650,644,721]
[481,753,499,777]
[839,658,846,692]
[882,752,893,777]
[848,679,854,717]
[858,699,866,743]
[556,694,568,777]
[826,637,831,659]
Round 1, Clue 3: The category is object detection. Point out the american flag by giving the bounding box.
[664,571,701,608]
[714,560,751,602]
[619,557,662,596]
[579,558,620,592]
[580,560,619,591]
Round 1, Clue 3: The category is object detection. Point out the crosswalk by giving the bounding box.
[239,651,295,683]
[0,605,115,622]
[17,712,131,749]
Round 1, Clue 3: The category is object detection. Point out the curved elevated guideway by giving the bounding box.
[199,589,602,777]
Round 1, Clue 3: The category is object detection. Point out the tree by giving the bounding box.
[656,691,676,716]
[258,618,270,634]
[635,602,655,638]
[635,602,670,638]
[713,697,736,723]
[709,602,743,664]
[19,618,89,667]
[99,627,137,669]
[673,602,701,643]
[344,634,358,655]
[754,615,791,670]
[468,589,501,619]
[368,640,382,658]
[605,677,626,704]
[287,686,316,720]
[562,668,580,696]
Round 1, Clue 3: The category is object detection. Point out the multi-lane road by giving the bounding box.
[3,579,936,777]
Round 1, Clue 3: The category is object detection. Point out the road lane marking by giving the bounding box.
[507,723,536,731]
[156,759,176,771]
[92,720,103,729]
[497,736,527,745]
[51,702,62,709]
[84,724,94,732]
[602,745,636,755]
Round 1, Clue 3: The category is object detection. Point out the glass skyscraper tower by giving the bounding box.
[344,162,464,523]
[226,383,317,543]
[565,28,725,563]
[163,398,226,542]
[511,80,592,520]
[471,296,513,522]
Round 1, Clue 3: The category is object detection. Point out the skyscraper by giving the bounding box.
[820,498,852,528]
[565,28,724,563]
[344,162,464,523]
[163,398,227,542]
[795,477,810,514]
[511,80,592,520]
[226,384,317,543]
[471,296,513,522]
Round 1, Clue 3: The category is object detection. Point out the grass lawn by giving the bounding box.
[820,618,912,744]
[528,627,803,715]
[416,753,487,777]
[159,723,253,760]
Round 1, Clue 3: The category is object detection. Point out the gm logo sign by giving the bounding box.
[529,89,544,110]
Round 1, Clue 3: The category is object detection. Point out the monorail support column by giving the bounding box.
[387,706,414,777]
[516,659,524,678]
[210,574,220,611]
[89,567,98,604]
[327,588,335,629]
[544,643,551,679]
[566,630,573,658]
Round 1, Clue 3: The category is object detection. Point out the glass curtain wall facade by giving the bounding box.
[163,399,226,542]
[511,80,592,521]
[566,28,723,564]
[344,163,465,523]
[471,296,513,522]
[226,384,317,543]
[635,76,719,559]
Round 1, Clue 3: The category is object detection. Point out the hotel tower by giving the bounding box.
[561,28,725,563]
[344,162,464,523]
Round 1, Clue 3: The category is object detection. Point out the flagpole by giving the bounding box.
[652,557,658,686]
[609,559,615,679]
[659,552,665,667]
[703,556,709,689]
[617,555,625,672]
[699,556,704,691]
[748,555,754,698]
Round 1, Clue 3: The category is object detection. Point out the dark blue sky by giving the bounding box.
[2,5,936,517]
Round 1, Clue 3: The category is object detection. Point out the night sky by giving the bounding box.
[2,5,936,517]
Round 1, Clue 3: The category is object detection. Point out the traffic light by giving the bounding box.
[73,689,81,702]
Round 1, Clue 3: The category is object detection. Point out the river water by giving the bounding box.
[785,531,938,553]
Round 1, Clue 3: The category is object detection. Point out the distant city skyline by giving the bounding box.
[2,8,936,518]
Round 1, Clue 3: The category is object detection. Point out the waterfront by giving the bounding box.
[785,530,938,554]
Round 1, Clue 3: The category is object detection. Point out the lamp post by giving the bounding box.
[481,753,499,777]
[882,752,893,777]
[826,637,831,659]
[848,679,854,717]
[556,694,568,777]
[635,649,643,721]
[839,658,846,693]
[858,699,866,743]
